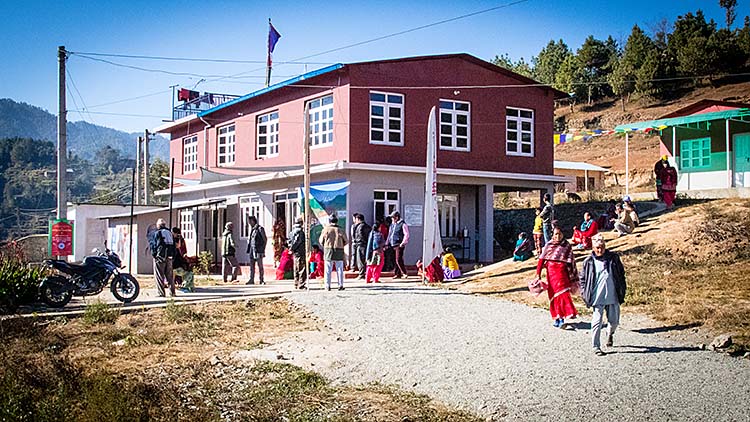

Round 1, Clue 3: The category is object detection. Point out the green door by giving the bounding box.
[734,134,750,187]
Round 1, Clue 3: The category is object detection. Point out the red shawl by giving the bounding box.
[537,239,578,281]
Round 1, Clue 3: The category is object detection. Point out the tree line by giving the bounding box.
[0,137,168,240]
[494,4,750,105]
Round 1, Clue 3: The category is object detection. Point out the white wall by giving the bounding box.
[68,204,154,262]
[678,171,728,191]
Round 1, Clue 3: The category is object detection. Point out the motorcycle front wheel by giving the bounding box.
[40,276,73,308]
[110,273,140,303]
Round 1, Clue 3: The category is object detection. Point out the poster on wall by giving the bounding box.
[108,224,131,267]
[299,180,349,246]
[404,205,423,227]
[49,219,74,256]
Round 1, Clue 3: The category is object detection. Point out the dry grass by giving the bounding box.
[460,199,750,352]
[0,298,481,421]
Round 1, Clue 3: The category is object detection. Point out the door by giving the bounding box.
[734,134,750,188]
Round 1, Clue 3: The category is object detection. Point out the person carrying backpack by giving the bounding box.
[149,218,175,297]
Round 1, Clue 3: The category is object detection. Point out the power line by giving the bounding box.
[202,0,533,85]
[68,51,332,65]
[67,109,169,118]
[71,53,298,80]
[87,89,172,109]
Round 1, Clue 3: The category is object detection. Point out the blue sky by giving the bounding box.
[0,0,740,132]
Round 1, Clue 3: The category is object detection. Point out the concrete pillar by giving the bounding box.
[478,184,494,263]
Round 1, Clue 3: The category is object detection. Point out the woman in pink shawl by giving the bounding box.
[536,225,579,328]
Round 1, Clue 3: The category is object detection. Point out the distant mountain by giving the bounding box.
[0,98,168,161]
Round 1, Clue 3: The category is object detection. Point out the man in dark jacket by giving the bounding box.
[539,193,555,245]
[579,233,626,356]
[246,216,267,285]
[149,218,175,297]
[287,216,306,289]
[352,213,371,280]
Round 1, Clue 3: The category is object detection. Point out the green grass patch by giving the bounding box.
[82,301,120,325]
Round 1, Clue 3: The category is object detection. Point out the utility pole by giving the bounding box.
[143,129,150,205]
[56,46,67,224]
[303,102,312,287]
[135,136,142,205]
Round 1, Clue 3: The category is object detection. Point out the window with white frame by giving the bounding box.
[217,124,236,166]
[439,100,470,151]
[240,196,263,238]
[182,136,198,174]
[506,107,534,156]
[308,95,334,147]
[370,92,404,145]
[180,210,195,242]
[437,194,459,238]
[257,111,279,158]
[373,190,400,222]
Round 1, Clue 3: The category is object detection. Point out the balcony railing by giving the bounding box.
[173,93,240,120]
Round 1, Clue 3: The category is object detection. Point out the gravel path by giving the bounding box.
[288,284,750,421]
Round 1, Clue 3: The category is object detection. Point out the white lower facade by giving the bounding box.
[106,163,562,274]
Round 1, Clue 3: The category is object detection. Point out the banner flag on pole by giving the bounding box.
[266,19,282,87]
[422,106,442,284]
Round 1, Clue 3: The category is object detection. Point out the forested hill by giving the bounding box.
[0,98,168,161]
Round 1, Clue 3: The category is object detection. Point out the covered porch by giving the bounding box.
[614,109,750,194]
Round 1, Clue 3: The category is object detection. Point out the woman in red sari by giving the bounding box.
[536,225,579,328]
[309,244,324,279]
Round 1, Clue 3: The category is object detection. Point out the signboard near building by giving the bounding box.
[49,219,74,256]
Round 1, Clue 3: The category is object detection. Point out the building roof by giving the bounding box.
[98,198,226,219]
[614,108,750,132]
[553,160,608,172]
[155,53,566,133]
[659,99,750,119]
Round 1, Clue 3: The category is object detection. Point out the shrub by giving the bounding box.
[164,299,202,323]
[83,300,120,325]
[0,244,47,314]
[196,251,213,275]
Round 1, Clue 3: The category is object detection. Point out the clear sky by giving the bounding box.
[0,0,741,132]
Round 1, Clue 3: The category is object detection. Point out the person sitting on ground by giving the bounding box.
[623,200,640,227]
[597,200,617,231]
[571,212,599,250]
[275,248,294,280]
[309,244,324,279]
[416,257,444,283]
[441,247,462,279]
[612,203,635,237]
[513,232,534,262]
[532,207,544,256]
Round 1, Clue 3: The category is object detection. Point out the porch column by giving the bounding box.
[625,132,630,196]
[726,119,732,188]
[477,184,494,263]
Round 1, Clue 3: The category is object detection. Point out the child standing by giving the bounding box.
[533,207,543,256]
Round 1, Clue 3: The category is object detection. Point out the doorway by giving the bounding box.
[734,133,750,188]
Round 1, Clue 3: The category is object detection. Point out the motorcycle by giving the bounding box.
[39,249,140,308]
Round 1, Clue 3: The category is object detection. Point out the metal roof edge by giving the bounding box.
[614,108,750,132]
[198,63,345,118]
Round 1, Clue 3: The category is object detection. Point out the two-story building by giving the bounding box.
[134,53,565,271]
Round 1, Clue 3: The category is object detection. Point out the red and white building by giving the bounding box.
[110,54,567,273]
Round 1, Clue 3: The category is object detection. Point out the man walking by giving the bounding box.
[387,211,409,278]
[246,216,267,285]
[287,216,307,289]
[352,213,371,280]
[579,234,627,356]
[221,222,240,283]
[319,214,347,291]
[149,218,175,297]
[539,193,555,245]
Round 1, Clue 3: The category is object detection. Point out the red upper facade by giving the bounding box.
[156,54,564,180]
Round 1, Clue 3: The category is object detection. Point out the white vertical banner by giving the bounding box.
[422,106,443,283]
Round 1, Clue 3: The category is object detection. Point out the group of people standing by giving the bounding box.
[149,218,194,298]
